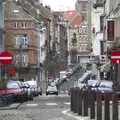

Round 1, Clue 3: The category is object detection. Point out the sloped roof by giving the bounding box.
[71,15,81,28]
[96,0,105,4]
[63,10,76,21]
[63,10,81,28]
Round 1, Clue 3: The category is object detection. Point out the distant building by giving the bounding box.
[63,10,82,67]
[53,12,68,71]
[75,0,92,64]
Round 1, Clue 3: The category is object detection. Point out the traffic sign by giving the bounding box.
[0,52,13,64]
[111,50,120,64]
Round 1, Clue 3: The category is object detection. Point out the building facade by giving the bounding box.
[75,0,92,64]
[92,0,105,64]
[0,0,5,82]
[63,10,81,68]
[4,1,42,80]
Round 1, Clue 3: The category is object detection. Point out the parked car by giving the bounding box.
[46,85,58,95]
[24,80,42,96]
[77,70,96,89]
[6,81,26,102]
[23,82,34,100]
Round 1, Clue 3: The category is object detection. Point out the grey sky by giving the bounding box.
[41,0,76,11]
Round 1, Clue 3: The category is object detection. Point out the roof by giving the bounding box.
[96,0,105,4]
[63,10,81,28]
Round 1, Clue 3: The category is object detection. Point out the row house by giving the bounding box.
[47,12,68,77]
[104,0,120,82]
[63,10,81,68]
[92,0,106,64]
[4,0,51,81]
[75,0,92,64]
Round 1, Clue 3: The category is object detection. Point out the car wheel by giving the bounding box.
[46,93,48,96]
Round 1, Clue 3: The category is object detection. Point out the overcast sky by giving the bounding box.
[41,0,76,11]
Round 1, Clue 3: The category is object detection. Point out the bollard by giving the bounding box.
[104,93,110,120]
[70,88,73,111]
[73,88,76,113]
[78,90,82,115]
[112,93,118,120]
[76,88,80,114]
[89,89,95,119]
[83,90,88,116]
[74,88,78,113]
[96,92,102,120]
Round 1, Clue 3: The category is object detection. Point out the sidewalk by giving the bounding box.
[0,103,21,110]
[62,109,95,120]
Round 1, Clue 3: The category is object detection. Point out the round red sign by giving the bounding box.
[0,52,13,64]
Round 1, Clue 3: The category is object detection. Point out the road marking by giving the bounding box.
[26,103,38,107]
[64,102,70,105]
[48,118,65,120]
[62,109,90,120]
[45,103,58,106]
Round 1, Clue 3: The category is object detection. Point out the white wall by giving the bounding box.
[92,7,104,56]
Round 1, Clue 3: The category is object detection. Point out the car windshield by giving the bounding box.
[88,80,99,87]
[99,81,113,88]
[47,86,57,91]
[7,83,20,89]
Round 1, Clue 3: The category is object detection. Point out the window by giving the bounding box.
[14,34,28,48]
[14,54,29,67]
[100,16,104,32]
[72,32,77,46]
[22,54,29,67]
[100,41,104,55]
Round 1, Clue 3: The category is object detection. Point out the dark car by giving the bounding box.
[46,85,58,95]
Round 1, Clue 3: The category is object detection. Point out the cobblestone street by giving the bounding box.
[0,95,75,120]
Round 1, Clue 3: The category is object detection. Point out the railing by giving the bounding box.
[70,87,120,120]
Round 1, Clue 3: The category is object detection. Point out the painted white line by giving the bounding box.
[64,102,70,105]
[0,57,12,60]
[62,109,90,120]
[111,56,120,59]
[45,103,58,106]
[26,103,38,107]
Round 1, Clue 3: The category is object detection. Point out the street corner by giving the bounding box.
[0,103,21,110]
[62,109,91,120]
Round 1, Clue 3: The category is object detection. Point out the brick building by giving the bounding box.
[4,1,40,80]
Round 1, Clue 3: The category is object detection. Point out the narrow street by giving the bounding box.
[0,94,73,120]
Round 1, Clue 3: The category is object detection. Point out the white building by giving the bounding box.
[92,0,105,56]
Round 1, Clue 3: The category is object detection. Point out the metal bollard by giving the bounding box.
[70,88,73,111]
[83,90,88,116]
[96,92,102,120]
[104,93,111,120]
[76,88,79,114]
[89,89,95,119]
[112,93,118,120]
[74,88,77,113]
[78,90,82,115]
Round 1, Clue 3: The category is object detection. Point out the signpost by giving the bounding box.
[111,50,120,64]
[0,52,13,64]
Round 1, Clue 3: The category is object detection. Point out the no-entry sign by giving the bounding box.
[111,50,120,64]
[0,52,13,64]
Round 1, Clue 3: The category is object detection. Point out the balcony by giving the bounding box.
[93,0,105,8]
[13,45,29,51]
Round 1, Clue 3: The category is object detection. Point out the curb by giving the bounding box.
[62,109,92,120]
[0,103,21,110]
